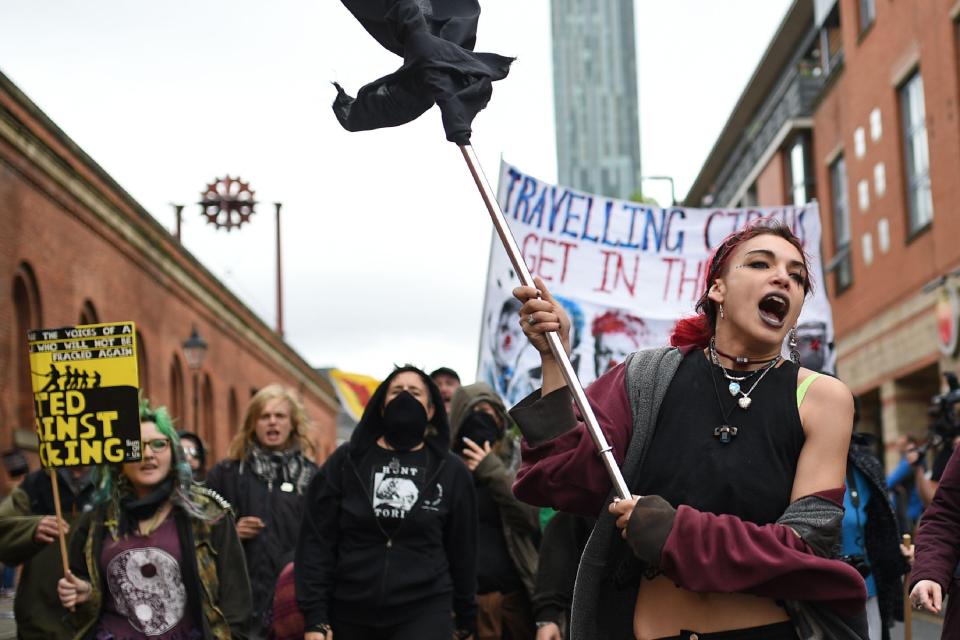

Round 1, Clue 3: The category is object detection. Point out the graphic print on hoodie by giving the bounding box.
[366,446,428,532]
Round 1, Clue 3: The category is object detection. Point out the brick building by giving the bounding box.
[0,70,340,486]
[685,0,960,467]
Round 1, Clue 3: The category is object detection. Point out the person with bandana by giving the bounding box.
[206,385,318,639]
[296,366,478,640]
[55,400,250,640]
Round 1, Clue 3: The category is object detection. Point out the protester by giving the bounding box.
[909,444,960,636]
[56,400,250,639]
[178,430,207,481]
[843,431,910,640]
[450,382,539,640]
[0,449,30,599]
[511,222,867,639]
[430,366,462,416]
[206,385,317,638]
[886,435,924,534]
[531,512,594,640]
[0,464,94,640]
[296,366,477,640]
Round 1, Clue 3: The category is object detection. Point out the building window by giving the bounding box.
[136,331,149,397]
[170,355,185,424]
[829,156,853,292]
[78,300,99,325]
[228,387,239,440]
[12,263,42,435]
[899,71,933,234]
[202,374,215,455]
[859,0,876,34]
[786,136,812,206]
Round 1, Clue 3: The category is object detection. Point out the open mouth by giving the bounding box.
[758,293,789,327]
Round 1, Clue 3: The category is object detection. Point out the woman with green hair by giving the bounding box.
[57,400,252,640]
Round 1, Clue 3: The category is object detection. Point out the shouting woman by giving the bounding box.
[510,223,868,640]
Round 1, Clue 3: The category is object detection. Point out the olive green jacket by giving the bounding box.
[0,472,95,640]
[68,486,251,640]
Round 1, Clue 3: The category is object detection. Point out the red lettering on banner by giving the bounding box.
[593,250,640,296]
[521,232,578,283]
[661,257,708,303]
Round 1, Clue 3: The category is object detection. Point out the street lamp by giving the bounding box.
[182,326,208,433]
[639,175,677,206]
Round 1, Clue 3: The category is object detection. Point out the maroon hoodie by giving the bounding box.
[911,445,960,639]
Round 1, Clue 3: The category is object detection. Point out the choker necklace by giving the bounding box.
[709,340,781,409]
[710,337,780,366]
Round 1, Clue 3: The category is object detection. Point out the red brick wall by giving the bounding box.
[755,149,788,207]
[815,0,960,338]
[0,79,338,469]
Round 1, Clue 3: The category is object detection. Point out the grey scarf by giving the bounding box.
[245,444,313,494]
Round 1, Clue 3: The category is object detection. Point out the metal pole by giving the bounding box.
[192,371,200,433]
[275,202,284,338]
[459,144,631,500]
[172,204,184,242]
[903,533,913,640]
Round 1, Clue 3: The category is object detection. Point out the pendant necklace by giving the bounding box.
[709,339,781,409]
[708,365,740,444]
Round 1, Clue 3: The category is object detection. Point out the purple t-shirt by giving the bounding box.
[97,516,200,640]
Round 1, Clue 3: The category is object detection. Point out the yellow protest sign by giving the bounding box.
[28,322,141,468]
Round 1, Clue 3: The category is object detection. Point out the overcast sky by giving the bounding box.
[1,0,791,380]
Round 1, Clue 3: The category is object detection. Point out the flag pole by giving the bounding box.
[459,143,631,501]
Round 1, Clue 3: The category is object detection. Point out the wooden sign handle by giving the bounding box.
[48,469,70,576]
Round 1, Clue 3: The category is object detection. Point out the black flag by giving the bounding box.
[334,0,512,145]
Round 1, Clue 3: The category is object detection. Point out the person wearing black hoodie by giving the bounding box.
[296,365,478,640]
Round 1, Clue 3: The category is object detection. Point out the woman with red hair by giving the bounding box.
[510,222,867,639]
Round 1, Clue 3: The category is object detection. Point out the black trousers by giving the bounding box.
[657,621,797,639]
[332,610,454,640]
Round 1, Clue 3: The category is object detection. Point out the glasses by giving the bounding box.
[145,438,170,452]
[182,446,199,458]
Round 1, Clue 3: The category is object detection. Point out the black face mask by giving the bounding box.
[454,411,501,455]
[382,391,429,451]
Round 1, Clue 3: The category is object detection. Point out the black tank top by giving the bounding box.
[633,350,806,526]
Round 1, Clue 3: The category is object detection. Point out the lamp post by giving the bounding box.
[639,175,677,206]
[182,326,208,433]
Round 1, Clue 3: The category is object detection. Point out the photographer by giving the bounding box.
[451,382,539,640]
[905,373,960,508]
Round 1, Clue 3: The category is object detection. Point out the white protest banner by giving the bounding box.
[477,161,835,407]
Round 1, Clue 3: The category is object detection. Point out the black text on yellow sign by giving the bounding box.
[29,322,141,468]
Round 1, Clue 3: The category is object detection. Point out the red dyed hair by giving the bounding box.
[591,309,647,338]
[669,221,812,350]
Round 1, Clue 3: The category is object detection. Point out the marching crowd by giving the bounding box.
[1,222,960,640]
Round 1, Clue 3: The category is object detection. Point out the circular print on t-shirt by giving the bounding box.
[106,547,186,635]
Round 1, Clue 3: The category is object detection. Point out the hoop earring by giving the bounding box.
[789,326,800,364]
[718,304,725,320]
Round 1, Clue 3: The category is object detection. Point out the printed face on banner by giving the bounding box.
[28,322,141,468]
[477,162,837,406]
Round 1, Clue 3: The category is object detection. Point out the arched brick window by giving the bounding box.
[78,299,99,325]
[12,262,42,435]
[202,373,214,454]
[169,354,185,428]
[228,387,239,440]
[136,331,149,398]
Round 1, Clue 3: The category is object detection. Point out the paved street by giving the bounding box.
[891,611,944,640]
[0,590,946,639]
[0,593,14,640]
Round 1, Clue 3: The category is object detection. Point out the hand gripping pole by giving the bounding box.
[459,144,631,501]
